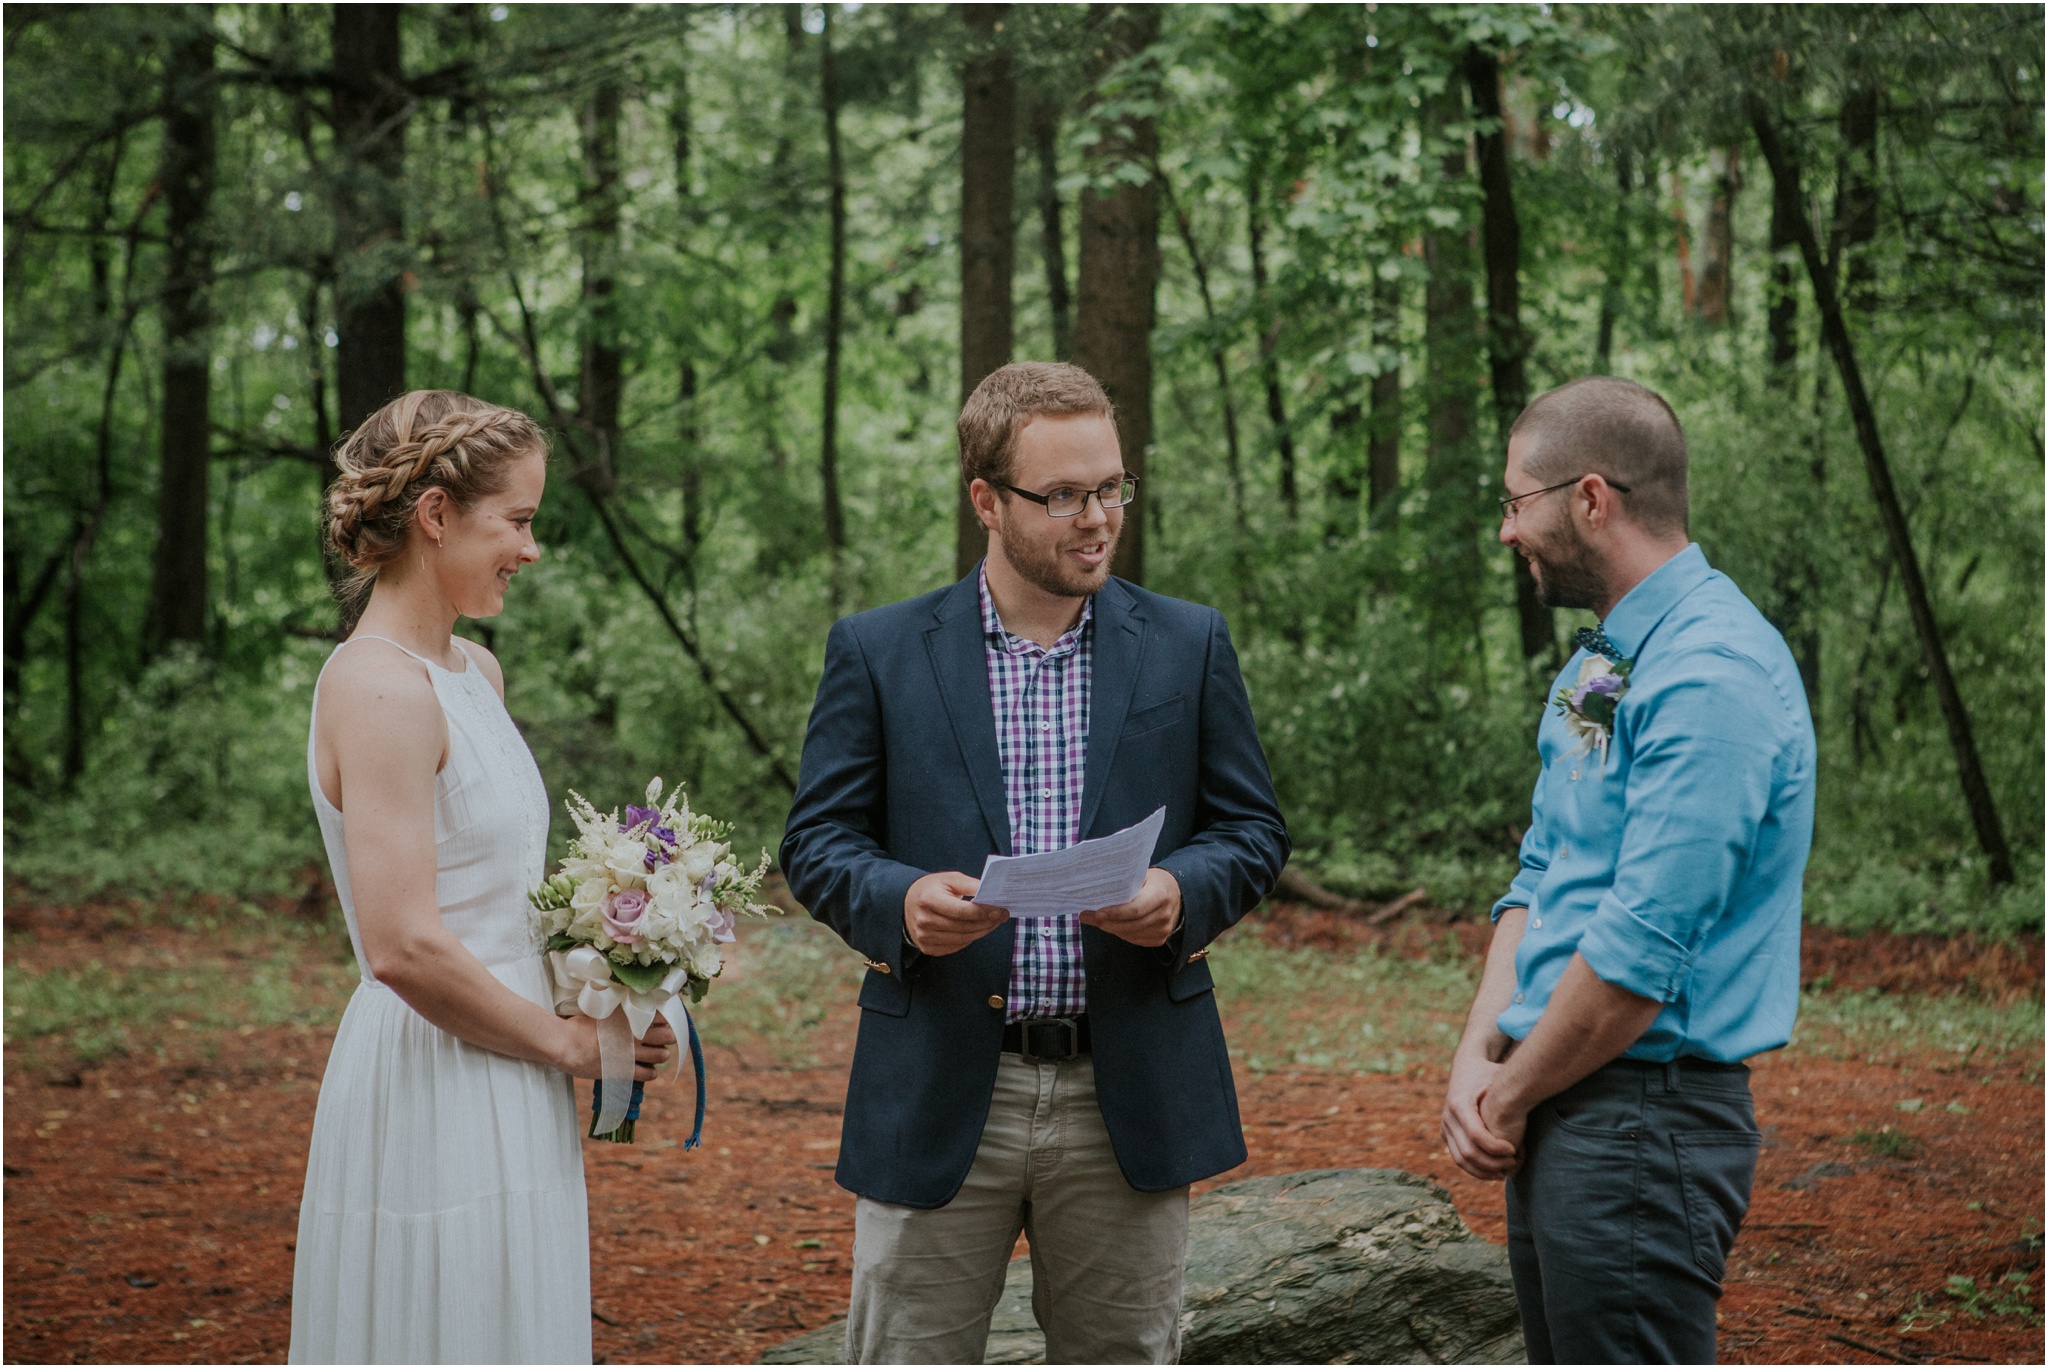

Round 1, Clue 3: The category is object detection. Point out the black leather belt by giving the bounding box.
[1002,1015,1091,1062]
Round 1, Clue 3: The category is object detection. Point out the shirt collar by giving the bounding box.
[977,560,1094,654]
[1597,542,1711,660]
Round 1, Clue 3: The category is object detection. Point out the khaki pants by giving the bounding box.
[846,1052,1189,1365]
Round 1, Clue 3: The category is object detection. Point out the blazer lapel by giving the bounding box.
[1079,578,1146,839]
[924,575,1011,855]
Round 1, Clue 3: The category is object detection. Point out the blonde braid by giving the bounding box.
[322,391,549,622]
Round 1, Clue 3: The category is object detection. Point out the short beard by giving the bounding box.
[1524,511,1610,611]
[995,505,1118,599]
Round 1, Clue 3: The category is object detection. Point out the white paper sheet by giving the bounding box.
[971,807,1167,919]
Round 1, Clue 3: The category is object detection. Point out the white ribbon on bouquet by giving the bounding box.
[548,945,694,1137]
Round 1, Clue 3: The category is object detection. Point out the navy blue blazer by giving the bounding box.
[779,572,1289,1208]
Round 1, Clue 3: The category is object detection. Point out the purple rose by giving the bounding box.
[710,905,737,944]
[621,805,660,832]
[602,888,650,945]
[1571,674,1624,710]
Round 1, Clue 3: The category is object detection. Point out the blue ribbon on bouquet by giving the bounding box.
[589,1006,705,1148]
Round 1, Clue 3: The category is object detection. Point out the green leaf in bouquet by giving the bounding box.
[608,957,669,993]
[688,977,708,1004]
[545,931,580,953]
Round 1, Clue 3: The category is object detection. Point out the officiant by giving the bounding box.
[781,361,1290,1365]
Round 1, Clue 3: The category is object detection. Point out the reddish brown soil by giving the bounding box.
[5,907,2041,1365]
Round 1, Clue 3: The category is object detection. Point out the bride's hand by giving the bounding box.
[555,1016,678,1080]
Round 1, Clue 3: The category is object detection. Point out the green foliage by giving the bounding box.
[1790,985,2043,1066]
[1210,935,1476,1074]
[1943,1272,2042,1326]
[5,644,328,900]
[2,5,2040,940]
[2,912,356,1068]
[692,916,862,1067]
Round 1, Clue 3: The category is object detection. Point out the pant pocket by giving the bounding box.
[1671,1131,1760,1282]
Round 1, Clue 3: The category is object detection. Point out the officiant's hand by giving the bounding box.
[905,871,1007,955]
[1080,867,1182,948]
[555,1017,677,1081]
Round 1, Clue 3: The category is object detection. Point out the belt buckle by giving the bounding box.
[1020,1017,1079,1064]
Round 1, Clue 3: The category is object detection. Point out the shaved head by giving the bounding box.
[1509,377,1689,536]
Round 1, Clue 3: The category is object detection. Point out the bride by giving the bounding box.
[291,389,673,1364]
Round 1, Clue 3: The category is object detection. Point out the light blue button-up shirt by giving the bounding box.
[1493,544,1817,1062]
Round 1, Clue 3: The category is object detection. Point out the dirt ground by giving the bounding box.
[5,906,2041,1366]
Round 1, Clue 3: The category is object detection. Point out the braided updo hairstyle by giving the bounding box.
[325,390,548,624]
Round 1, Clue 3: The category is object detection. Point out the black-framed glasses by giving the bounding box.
[1497,474,1631,522]
[996,475,1139,518]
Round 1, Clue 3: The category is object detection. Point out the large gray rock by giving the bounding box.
[762,1168,1523,1365]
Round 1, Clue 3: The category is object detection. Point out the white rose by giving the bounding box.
[687,941,723,980]
[681,846,717,883]
[640,896,680,943]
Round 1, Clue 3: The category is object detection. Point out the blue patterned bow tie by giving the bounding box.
[1575,625,1622,660]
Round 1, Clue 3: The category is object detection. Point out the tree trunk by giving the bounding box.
[1163,175,1250,554]
[1749,100,2014,887]
[1421,75,1482,631]
[331,4,408,436]
[1834,84,1879,311]
[1071,3,1161,586]
[819,8,848,569]
[1670,169,1696,315]
[1766,147,1821,716]
[1031,100,1072,362]
[1246,176,1297,522]
[1368,267,1401,522]
[1467,44,1552,662]
[579,80,623,491]
[956,3,1016,580]
[146,8,216,658]
[674,63,703,562]
[1696,147,1741,325]
[1766,156,1799,375]
[1595,151,1632,372]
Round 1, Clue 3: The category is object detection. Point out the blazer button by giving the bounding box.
[863,959,890,975]
[987,994,1005,1011]
[1188,949,1208,962]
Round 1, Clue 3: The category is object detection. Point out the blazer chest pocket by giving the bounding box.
[1123,694,1188,738]
[858,966,911,1017]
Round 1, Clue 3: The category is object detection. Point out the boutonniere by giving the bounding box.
[1553,653,1635,768]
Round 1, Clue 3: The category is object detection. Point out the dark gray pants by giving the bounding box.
[1505,1058,1760,1364]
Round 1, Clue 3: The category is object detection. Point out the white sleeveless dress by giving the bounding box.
[290,636,590,1365]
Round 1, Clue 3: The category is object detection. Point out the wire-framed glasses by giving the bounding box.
[1497,474,1631,523]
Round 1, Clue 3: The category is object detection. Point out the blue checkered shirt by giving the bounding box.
[980,563,1091,1021]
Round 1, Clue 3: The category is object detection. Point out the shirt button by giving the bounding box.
[987,995,1005,1011]
[1532,918,1543,929]
[1042,787,1052,797]
[1041,723,1051,732]
[1041,926,1052,938]
[1514,992,1525,1003]
[1559,845,1570,858]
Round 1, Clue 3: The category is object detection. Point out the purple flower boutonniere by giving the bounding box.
[1553,653,1635,768]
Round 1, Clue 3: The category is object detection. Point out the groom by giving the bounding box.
[1441,377,1816,1363]
[782,361,1288,1364]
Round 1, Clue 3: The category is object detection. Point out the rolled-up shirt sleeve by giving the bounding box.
[1575,648,1788,1003]
[1492,779,1552,922]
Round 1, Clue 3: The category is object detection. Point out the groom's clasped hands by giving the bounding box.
[903,867,1183,954]
[1440,1036,1523,1181]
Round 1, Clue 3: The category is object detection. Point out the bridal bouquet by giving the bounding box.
[530,778,774,1143]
